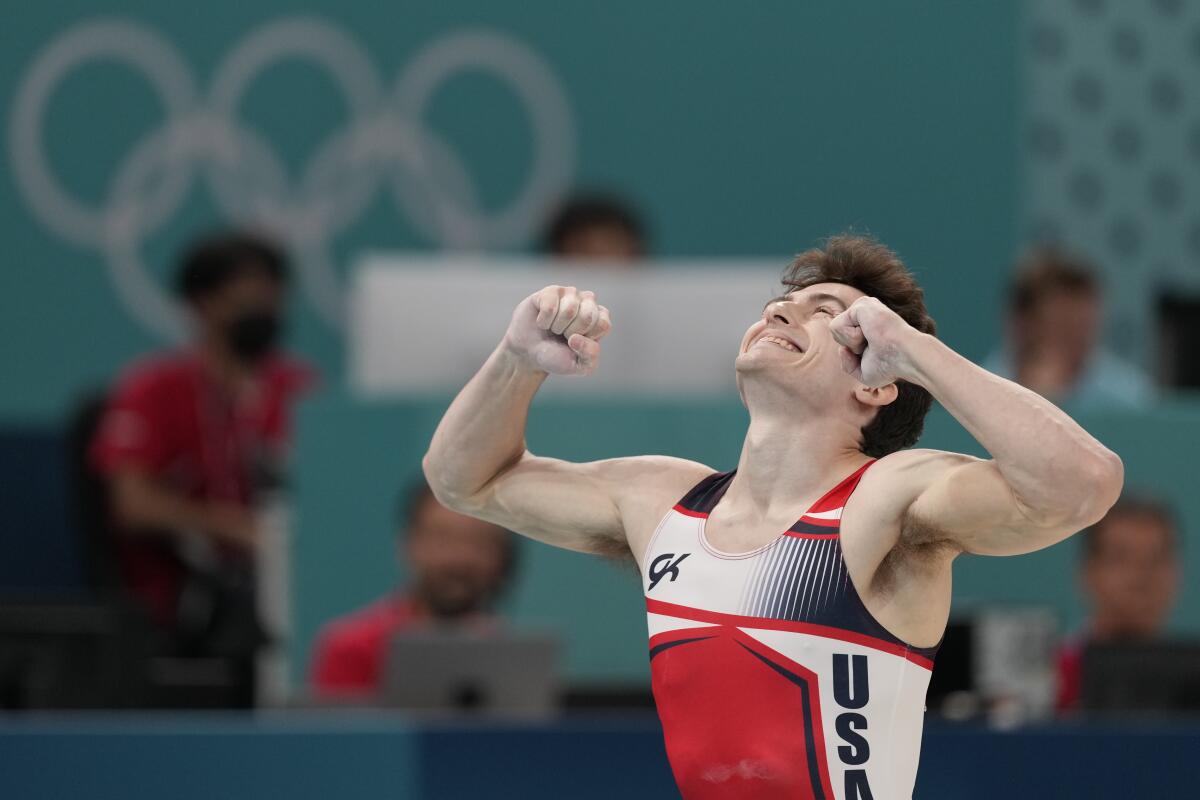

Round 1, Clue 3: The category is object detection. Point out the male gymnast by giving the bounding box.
[423,235,1123,799]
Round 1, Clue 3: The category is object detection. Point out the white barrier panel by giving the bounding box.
[350,256,787,396]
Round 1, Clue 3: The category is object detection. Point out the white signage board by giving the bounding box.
[349,255,787,397]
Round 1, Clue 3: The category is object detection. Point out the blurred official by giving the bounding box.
[90,231,312,705]
[310,481,515,699]
[1057,494,1180,712]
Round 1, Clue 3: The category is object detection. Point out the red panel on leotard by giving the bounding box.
[650,626,836,799]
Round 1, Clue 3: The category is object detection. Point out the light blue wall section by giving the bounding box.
[1019,0,1200,368]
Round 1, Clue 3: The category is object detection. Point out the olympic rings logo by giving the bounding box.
[10,17,575,339]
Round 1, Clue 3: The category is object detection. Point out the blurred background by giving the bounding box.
[3,1,1200,797]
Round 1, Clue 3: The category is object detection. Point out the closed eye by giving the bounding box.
[814,307,836,316]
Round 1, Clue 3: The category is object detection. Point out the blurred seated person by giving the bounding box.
[310,480,516,699]
[1056,493,1180,713]
[984,248,1154,410]
[541,191,646,262]
[89,231,312,703]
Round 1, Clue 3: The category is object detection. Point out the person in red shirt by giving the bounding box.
[310,480,515,699]
[90,231,312,701]
[1056,493,1180,713]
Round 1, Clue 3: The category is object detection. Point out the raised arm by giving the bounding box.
[832,296,1124,557]
[422,285,710,559]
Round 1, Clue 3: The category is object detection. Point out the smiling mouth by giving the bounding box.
[754,334,802,353]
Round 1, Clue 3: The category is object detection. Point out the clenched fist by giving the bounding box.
[829,296,921,388]
[503,285,612,376]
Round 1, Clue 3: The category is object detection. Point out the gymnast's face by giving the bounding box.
[735,282,868,407]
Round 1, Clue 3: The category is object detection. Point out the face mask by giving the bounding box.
[226,310,281,364]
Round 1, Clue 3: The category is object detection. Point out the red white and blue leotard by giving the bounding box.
[643,461,938,799]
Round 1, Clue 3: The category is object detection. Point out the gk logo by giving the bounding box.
[648,552,690,591]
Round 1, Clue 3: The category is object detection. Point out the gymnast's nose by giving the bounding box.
[764,301,793,326]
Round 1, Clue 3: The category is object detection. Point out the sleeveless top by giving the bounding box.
[642,461,938,799]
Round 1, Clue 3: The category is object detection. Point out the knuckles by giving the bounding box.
[526,285,609,337]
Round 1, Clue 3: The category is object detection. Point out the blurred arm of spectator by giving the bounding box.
[541,191,647,263]
[93,355,259,554]
[984,248,1155,411]
[310,480,515,700]
[108,469,258,553]
[1055,493,1180,713]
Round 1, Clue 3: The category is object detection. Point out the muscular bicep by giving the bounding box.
[450,452,712,559]
[905,452,1083,557]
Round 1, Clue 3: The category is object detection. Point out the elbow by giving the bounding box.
[1075,448,1125,527]
[421,452,477,514]
[1070,448,1123,527]
[422,447,528,515]
[1019,449,1124,531]
[421,451,454,507]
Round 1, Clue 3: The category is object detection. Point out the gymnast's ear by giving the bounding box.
[853,382,898,409]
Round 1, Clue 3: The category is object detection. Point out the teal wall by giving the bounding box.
[3,0,1019,422]
[21,2,1170,686]
[4,0,1196,690]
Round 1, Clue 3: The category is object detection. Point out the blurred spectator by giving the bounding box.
[541,192,646,261]
[983,248,1154,410]
[89,230,312,706]
[310,480,516,699]
[1056,493,1180,713]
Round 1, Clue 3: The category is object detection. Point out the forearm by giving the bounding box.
[423,343,548,506]
[904,333,1123,521]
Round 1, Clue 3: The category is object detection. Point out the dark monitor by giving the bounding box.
[1080,640,1200,714]
[924,619,973,712]
[1158,290,1200,388]
[381,629,562,716]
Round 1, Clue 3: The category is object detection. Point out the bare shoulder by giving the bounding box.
[843,449,981,542]
[596,454,715,562]
[599,454,715,513]
[862,448,982,493]
[598,454,714,490]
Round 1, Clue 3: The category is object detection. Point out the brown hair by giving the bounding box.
[782,234,937,457]
[1009,248,1098,316]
